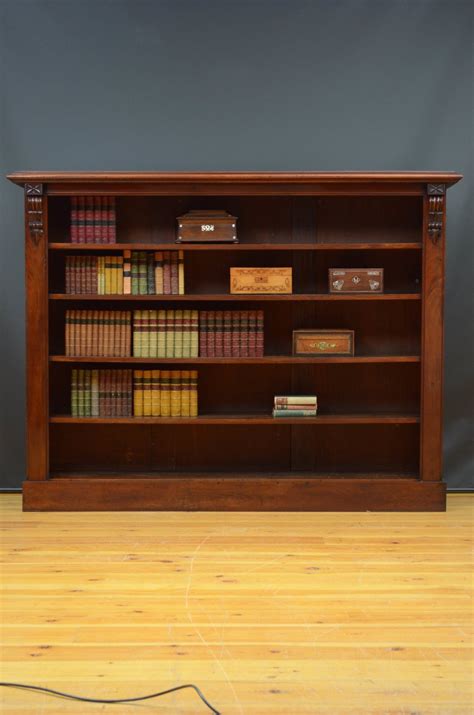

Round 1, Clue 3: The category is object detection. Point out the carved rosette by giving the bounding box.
[426,184,445,244]
[25,184,44,244]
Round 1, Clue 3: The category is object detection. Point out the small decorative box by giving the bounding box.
[292,329,355,356]
[329,268,384,293]
[176,210,238,243]
[230,267,292,294]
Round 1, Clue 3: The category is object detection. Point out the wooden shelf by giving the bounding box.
[50,355,421,364]
[50,413,419,425]
[50,470,419,480]
[49,241,422,251]
[49,292,421,301]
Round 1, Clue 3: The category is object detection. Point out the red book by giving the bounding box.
[231,311,240,357]
[248,310,257,357]
[108,197,116,243]
[85,197,94,243]
[91,256,98,295]
[215,311,223,357]
[240,311,249,358]
[77,197,86,243]
[94,197,102,243]
[70,197,78,243]
[223,311,232,357]
[207,311,215,358]
[199,310,207,357]
[256,310,264,357]
[101,197,108,243]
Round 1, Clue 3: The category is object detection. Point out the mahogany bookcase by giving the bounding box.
[7,171,462,511]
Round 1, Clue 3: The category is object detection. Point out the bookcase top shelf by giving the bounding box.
[50,413,419,425]
[49,242,422,251]
[49,292,421,301]
[50,355,421,364]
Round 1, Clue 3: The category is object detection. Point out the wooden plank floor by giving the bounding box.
[0,493,472,714]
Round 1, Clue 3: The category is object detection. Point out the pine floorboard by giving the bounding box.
[0,493,473,714]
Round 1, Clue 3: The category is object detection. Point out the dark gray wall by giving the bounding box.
[1,0,472,488]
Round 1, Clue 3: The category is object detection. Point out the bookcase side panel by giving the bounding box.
[420,186,446,481]
[24,184,49,480]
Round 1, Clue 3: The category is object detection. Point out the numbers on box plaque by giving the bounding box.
[201,224,215,232]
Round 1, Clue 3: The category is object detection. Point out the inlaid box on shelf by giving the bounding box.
[8,171,461,511]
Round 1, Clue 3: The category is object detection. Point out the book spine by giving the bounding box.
[174,309,183,358]
[111,256,118,295]
[149,310,158,359]
[180,371,191,417]
[85,197,94,243]
[240,311,249,358]
[70,198,78,243]
[170,252,179,294]
[248,310,257,357]
[178,250,185,295]
[272,409,317,417]
[151,369,161,417]
[163,252,171,294]
[147,252,155,294]
[84,370,92,417]
[134,370,144,417]
[214,311,223,357]
[231,311,240,357]
[91,256,98,295]
[170,370,181,417]
[108,197,116,244]
[77,197,86,243]
[165,310,175,358]
[223,310,232,358]
[71,368,78,416]
[199,310,207,358]
[92,309,99,356]
[117,255,124,295]
[77,369,84,416]
[91,369,99,417]
[274,396,318,406]
[256,310,264,357]
[190,370,198,417]
[123,250,131,294]
[131,252,139,295]
[160,370,171,417]
[127,370,133,416]
[143,310,151,358]
[207,311,215,358]
[65,256,71,294]
[138,252,147,295]
[191,310,199,358]
[143,370,152,417]
[157,309,166,358]
[100,197,108,243]
[94,197,102,243]
[154,251,164,294]
[181,310,191,359]
[125,311,131,357]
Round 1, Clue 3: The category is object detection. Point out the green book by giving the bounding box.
[138,252,147,295]
[131,252,139,295]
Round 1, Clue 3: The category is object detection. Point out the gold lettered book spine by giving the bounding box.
[157,309,166,358]
[141,310,150,359]
[151,370,161,416]
[133,370,144,417]
[174,310,183,358]
[149,310,158,359]
[165,310,175,358]
[71,368,78,416]
[182,309,191,358]
[190,370,198,417]
[180,370,191,417]
[91,369,99,417]
[123,250,131,295]
[170,370,181,417]
[133,310,141,357]
[77,369,84,417]
[155,251,164,294]
[178,250,185,295]
[117,255,124,294]
[160,370,171,417]
[230,267,292,294]
[142,370,152,417]
[191,310,199,358]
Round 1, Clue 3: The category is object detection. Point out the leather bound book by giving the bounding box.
[117,255,124,295]
[85,370,92,417]
[191,310,199,358]
[85,197,94,243]
[207,311,215,358]
[248,310,257,357]
[142,310,151,359]
[147,252,155,295]
[70,197,78,243]
[151,369,161,417]
[154,251,164,294]
[163,252,171,294]
[108,197,116,244]
[100,197,108,243]
[174,309,183,358]
[231,311,240,357]
[71,368,78,416]
[131,252,139,294]
[123,250,131,294]
[223,310,232,357]
[112,256,118,295]
[91,309,99,356]
[77,370,85,417]
[65,256,71,294]
[77,197,86,244]
[112,370,119,418]
[160,370,171,417]
[178,250,185,295]
[170,252,179,295]
[170,370,181,417]
[190,370,198,417]
[256,310,264,357]
[133,370,144,417]
[91,256,98,295]
[157,309,166,358]
[180,371,191,417]
[199,310,207,357]
[65,310,71,355]
[149,310,158,359]
[94,197,102,243]
[91,369,99,417]
[165,310,175,358]
[143,370,152,417]
[126,370,133,416]
[138,252,147,295]
[215,311,224,357]
[240,311,249,358]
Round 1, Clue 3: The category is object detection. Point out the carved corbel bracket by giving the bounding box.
[25,184,44,244]
[426,184,445,244]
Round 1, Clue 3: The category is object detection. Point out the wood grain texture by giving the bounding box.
[1,493,472,714]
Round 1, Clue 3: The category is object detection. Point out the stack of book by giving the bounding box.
[71,369,132,417]
[133,310,199,358]
[65,310,131,357]
[133,370,198,417]
[70,197,116,243]
[199,310,264,357]
[65,250,185,295]
[272,395,318,418]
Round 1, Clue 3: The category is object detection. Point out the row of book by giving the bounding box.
[65,251,185,295]
[71,369,198,417]
[65,310,266,358]
[70,197,116,243]
[200,310,264,358]
[133,310,199,358]
[272,395,318,417]
[65,311,131,357]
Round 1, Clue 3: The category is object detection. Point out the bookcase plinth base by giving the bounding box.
[22,478,446,512]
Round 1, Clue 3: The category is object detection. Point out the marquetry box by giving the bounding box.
[230,267,292,294]
[176,210,238,243]
[293,329,355,357]
[329,268,384,293]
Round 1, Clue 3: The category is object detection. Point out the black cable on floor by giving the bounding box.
[0,681,221,713]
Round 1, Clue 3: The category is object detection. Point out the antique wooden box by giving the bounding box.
[230,267,292,294]
[329,268,384,293]
[176,209,237,243]
[293,329,355,356]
